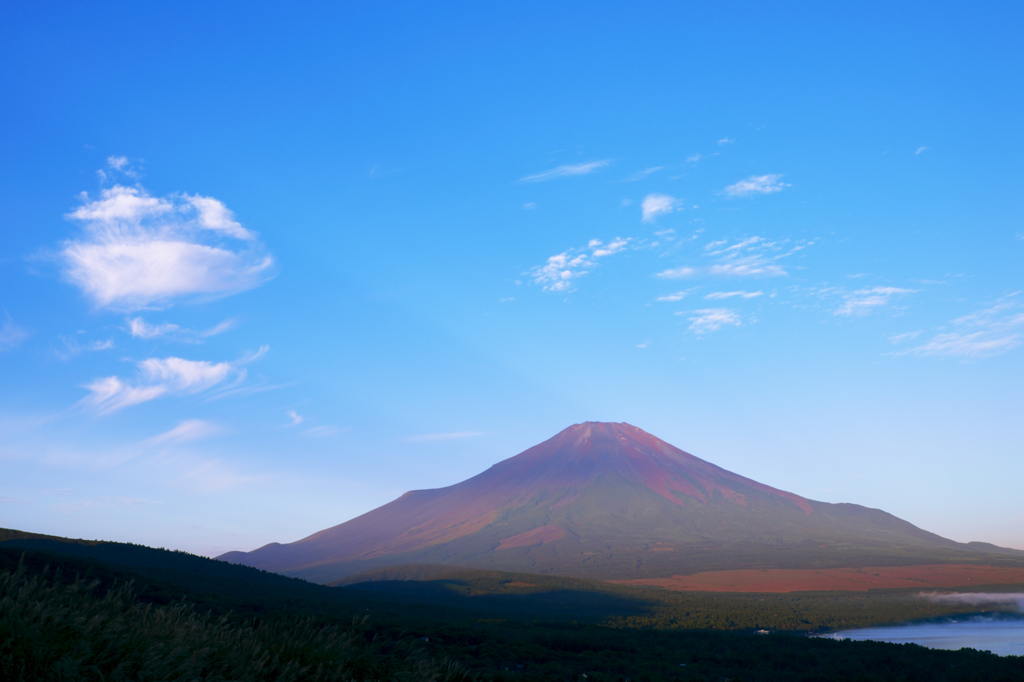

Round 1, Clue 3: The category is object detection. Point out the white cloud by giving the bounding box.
[55,336,114,360]
[127,316,235,341]
[718,138,734,145]
[530,238,630,292]
[641,193,680,222]
[705,290,763,300]
[686,153,703,163]
[688,308,741,334]
[167,455,266,492]
[904,296,1024,358]
[61,184,273,311]
[81,347,266,415]
[107,156,129,171]
[183,194,254,240]
[657,236,804,279]
[55,496,159,513]
[517,160,610,183]
[835,286,916,316]
[286,410,304,426]
[128,317,180,339]
[915,146,928,155]
[590,237,628,258]
[146,419,222,445]
[405,431,486,443]
[709,262,787,276]
[723,174,790,197]
[624,167,664,181]
[304,425,346,438]
[889,331,922,344]
[0,314,30,351]
[656,291,689,302]
[656,266,698,279]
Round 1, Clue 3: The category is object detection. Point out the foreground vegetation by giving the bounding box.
[0,562,469,682]
[2,530,1023,681]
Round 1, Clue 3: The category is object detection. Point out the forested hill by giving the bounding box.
[4,528,1024,681]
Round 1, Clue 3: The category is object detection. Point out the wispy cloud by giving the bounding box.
[127,316,235,341]
[903,296,1024,358]
[55,496,159,513]
[81,346,267,414]
[915,146,929,155]
[145,419,222,445]
[835,286,916,316]
[657,236,806,279]
[165,455,267,492]
[723,174,790,197]
[0,313,30,351]
[405,431,486,443]
[718,138,734,145]
[889,331,922,344]
[656,266,698,279]
[61,182,273,311]
[531,238,630,292]
[687,308,741,335]
[517,160,610,183]
[656,291,690,302]
[624,167,664,182]
[641,194,680,222]
[705,290,763,300]
[286,409,304,426]
[55,336,114,360]
[304,425,346,438]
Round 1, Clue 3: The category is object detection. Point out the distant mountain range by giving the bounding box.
[221,422,1022,584]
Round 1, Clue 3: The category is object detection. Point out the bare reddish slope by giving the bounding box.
[221,422,1006,584]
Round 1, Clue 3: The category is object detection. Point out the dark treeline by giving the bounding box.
[2,536,1023,681]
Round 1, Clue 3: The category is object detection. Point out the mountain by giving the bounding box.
[221,422,1020,584]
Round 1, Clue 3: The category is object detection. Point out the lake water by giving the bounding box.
[823,617,1024,657]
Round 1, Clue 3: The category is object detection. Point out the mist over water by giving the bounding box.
[824,594,1024,656]
[921,592,1024,610]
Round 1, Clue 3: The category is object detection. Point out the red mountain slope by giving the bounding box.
[221,422,1008,584]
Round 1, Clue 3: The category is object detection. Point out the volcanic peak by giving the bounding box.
[483,421,813,514]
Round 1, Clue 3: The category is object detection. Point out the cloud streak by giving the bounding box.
[145,419,222,445]
[81,346,267,414]
[127,316,235,341]
[61,183,273,311]
[705,290,763,300]
[517,160,610,183]
[903,296,1024,358]
[687,308,742,334]
[405,431,486,443]
[656,291,690,302]
[835,286,916,316]
[657,236,806,279]
[723,174,790,197]
[0,313,29,351]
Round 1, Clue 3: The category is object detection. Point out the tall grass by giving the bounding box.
[0,560,472,681]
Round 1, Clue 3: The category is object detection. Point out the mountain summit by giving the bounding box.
[222,422,999,584]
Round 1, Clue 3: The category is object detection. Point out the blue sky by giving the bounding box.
[1,2,1022,555]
